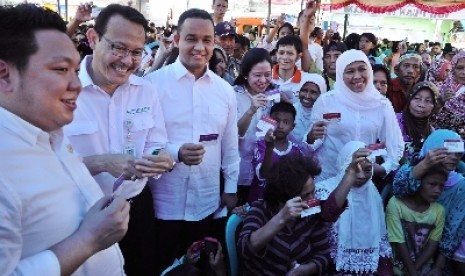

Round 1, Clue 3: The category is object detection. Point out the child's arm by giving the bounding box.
[259,129,275,179]
[392,243,418,276]
[414,240,439,272]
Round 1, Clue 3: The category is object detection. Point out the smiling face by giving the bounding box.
[8,30,82,131]
[298,82,320,108]
[88,15,145,94]
[276,45,300,71]
[343,61,369,93]
[408,89,435,119]
[212,50,227,77]
[246,61,272,94]
[176,17,214,78]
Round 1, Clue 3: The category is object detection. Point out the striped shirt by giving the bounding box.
[239,193,343,275]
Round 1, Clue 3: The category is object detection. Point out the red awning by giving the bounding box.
[329,0,465,14]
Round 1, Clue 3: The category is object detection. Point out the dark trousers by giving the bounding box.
[118,185,156,276]
[154,215,214,275]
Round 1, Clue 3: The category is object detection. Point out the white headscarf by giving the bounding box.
[334,49,385,110]
[316,141,392,273]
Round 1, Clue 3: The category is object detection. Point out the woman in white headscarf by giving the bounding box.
[291,73,327,143]
[306,49,404,182]
[316,141,392,275]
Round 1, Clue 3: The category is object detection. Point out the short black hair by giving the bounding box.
[212,0,228,4]
[94,4,148,37]
[270,101,297,120]
[177,8,213,34]
[264,153,321,210]
[0,4,66,73]
[421,165,448,183]
[234,48,271,86]
[372,64,391,89]
[276,35,302,54]
[310,26,322,38]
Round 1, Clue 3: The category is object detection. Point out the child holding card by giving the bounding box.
[248,102,304,203]
[387,166,447,275]
[393,129,465,274]
[315,141,393,275]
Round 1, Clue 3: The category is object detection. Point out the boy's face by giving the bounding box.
[270,111,295,140]
[276,45,300,71]
[419,173,446,203]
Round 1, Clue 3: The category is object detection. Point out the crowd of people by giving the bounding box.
[1,0,465,275]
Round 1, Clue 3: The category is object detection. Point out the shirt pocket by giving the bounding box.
[65,121,98,136]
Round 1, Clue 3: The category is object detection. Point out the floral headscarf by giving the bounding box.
[425,58,451,87]
[440,50,465,96]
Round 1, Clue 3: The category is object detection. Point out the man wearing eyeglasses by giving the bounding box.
[63,4,174,276]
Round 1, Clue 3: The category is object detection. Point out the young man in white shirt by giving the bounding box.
[145,8,240,273]
[63,4,174,276]
[0,4,129,275]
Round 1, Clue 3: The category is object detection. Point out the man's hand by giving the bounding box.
[179,143,205,165]
[221,193,238,212]
[307,121,326,144]
[104,154,143,179]
[77,195,130,254]
[137,152,175,177]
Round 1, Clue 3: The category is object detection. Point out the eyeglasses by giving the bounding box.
[102,36,145,61]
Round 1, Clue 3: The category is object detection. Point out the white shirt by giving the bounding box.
[0,107,124,276]
[308,40,324,71]
[308,91,403,181]
[235,85,273,186]
[64,56,168,197]
[292,102,313,143]
[271,67,312,103]
[145,59,240,221]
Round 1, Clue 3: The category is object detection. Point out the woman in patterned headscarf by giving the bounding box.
[425,58,451,88]
[433,51,465,136]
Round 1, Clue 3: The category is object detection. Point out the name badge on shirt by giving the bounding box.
[123,142,136,157]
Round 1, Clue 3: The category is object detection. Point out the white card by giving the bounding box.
[256,116,278,138]
[444,139,464,153]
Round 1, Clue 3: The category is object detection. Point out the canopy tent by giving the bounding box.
[329,0,465,14]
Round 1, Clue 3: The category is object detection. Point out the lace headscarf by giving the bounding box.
[316,141,392,273]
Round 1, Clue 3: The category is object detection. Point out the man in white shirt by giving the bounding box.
[63,4,174,276]
[145,8,240,273]
[0,4,129,275]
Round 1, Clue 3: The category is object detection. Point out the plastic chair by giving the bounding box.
[225,214,243,276]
